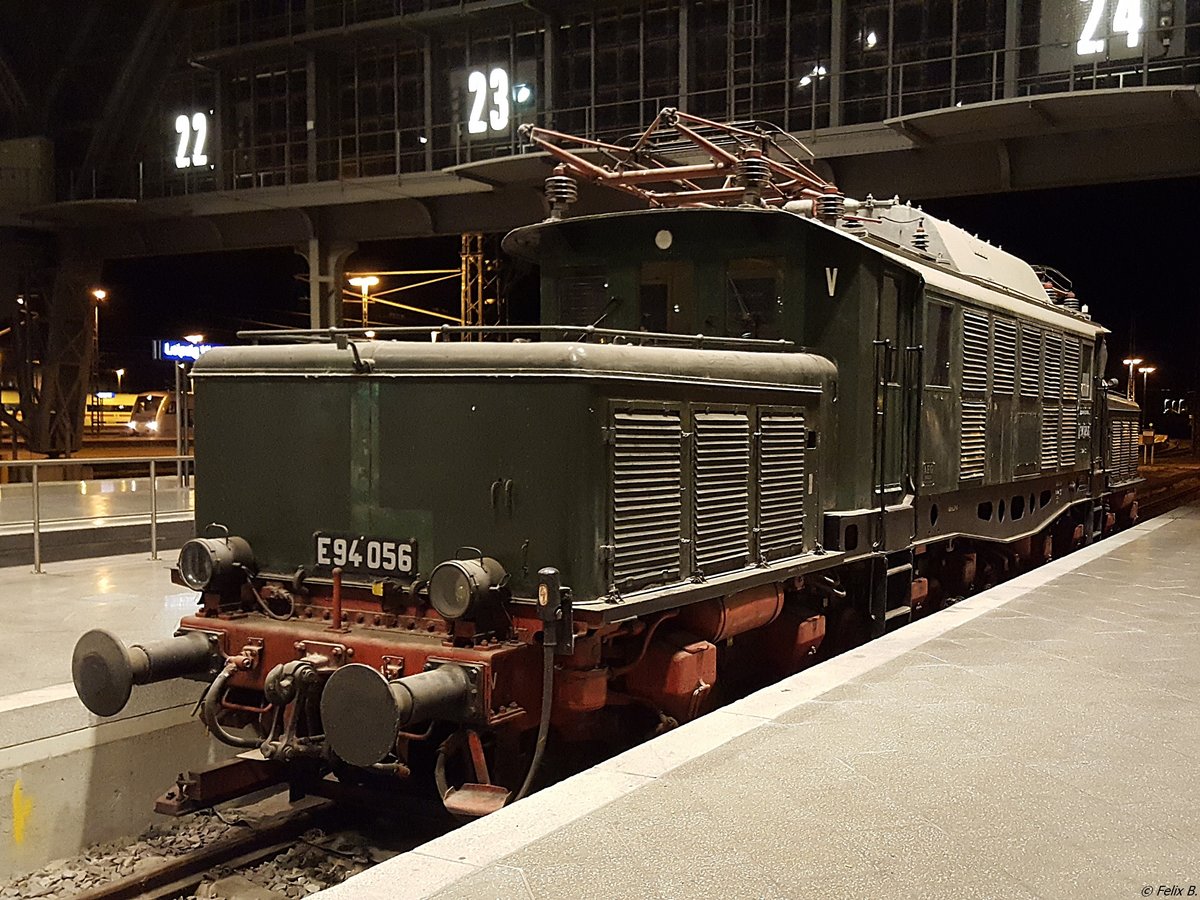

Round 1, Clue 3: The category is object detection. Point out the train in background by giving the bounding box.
[1,389,190,436]
[70,111,1143,820]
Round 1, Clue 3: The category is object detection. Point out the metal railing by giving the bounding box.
[0,455,194,573]
[58,22,1200,204]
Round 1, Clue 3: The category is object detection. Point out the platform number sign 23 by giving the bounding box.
[174,112,210,169]
[1076,0,1144,55]
[466,67,511,135]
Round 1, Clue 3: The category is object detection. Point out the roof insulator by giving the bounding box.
[545,165,578,220]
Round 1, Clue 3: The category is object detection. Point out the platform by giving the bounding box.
[323,506,1200,899]
[0,475,194,567]
[0,551,228,877]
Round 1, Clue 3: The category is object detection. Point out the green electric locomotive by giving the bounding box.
[71,111,1140,816]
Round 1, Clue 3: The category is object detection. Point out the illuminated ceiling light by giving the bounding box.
[418,135,428,144]
[865,30,878,49]
[364,330,376,339]
[799,75,813,88]
[815,65,828,76]
[513,83,533,105]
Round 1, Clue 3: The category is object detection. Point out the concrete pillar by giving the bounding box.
[1004,0,1021,99]
[678,2,689,109]
[542,15,555,128]
[298,238,357,329]
[830,0,844,127]
[306,52,319,183]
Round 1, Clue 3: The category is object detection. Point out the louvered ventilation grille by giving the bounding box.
[1060,404,1078,468]
[1123,422,1132,480]
[1043,333,1063,398]
[1020,326,1041,398]
[960,401,987,481]
[1063,339,1081,400]
[962,310,989,393]
[1112,418,1139,480]
[1041,405,1060,470]
[993,318,1017,395]
[758,412,806,558]
[693,411,751,572]
[610,410,682,588]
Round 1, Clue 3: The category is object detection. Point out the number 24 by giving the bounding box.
[1078,0,1144,55]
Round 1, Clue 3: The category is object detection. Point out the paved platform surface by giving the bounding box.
[0,475,192,534]
[323,506,1200,900]
[0,550,229,877]
[0,551,195,695]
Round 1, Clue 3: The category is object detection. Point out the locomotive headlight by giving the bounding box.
[178,536,255,592]
[427,557,506,621]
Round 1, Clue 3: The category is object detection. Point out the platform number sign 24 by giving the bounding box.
[174,112,210,169]
[1077,0,1144,55]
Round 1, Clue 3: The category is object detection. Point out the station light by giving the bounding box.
[349,276,380,330]
[184,333,205,345]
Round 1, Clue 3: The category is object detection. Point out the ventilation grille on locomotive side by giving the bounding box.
[609,403,811,594]
[610,409,683,590]
[758,411,807,559]
[693,411,752,573]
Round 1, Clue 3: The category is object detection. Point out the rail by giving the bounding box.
[0,455,195,574]
[236,324,796,351]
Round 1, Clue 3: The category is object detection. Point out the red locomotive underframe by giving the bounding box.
[180,578,828,741]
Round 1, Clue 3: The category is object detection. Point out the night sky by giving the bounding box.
[99,177,1199,406]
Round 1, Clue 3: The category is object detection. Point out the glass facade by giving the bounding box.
[71,0,1200,200]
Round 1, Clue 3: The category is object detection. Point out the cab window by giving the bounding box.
[726,258,782,339]
[556,268,611,326]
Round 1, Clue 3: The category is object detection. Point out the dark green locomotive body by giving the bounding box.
[192,339,835,605]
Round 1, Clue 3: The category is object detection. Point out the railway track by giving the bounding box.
[69,805,327,900]
[1135,451,1200,520]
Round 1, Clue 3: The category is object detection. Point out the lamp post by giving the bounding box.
[348,276,379,330]
[114,368,124,392]
[91,289,107,433]
[1138,365,1156,425]
[1122,357,1143,401]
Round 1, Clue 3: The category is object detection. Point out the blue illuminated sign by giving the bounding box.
[156,340,223,361]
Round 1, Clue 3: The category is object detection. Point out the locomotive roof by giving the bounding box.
[504,207,1106,340]
[193,337,837,390]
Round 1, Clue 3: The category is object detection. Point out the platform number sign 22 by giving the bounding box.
[174,112,210,169]
[466,68,510,135]
[1077,0,1144,55]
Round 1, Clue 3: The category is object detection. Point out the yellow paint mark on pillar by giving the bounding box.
[12,780,33,846]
